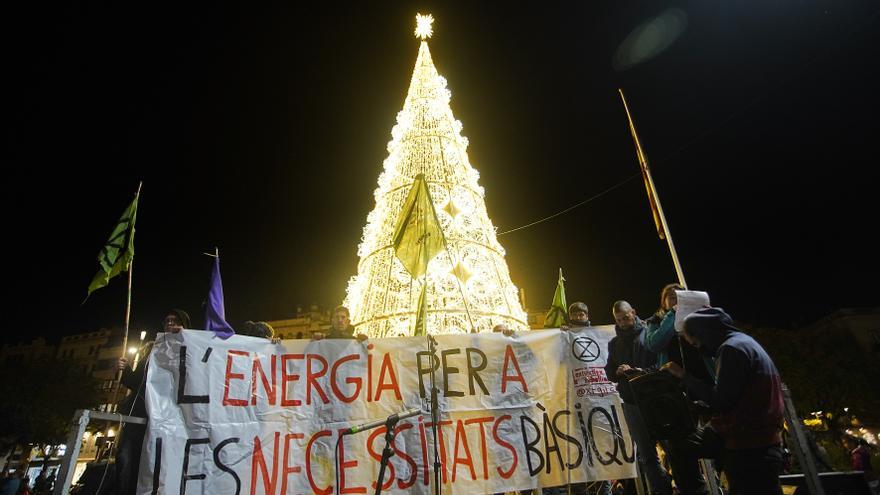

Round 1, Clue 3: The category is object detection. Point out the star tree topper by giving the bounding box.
[415,13,434,40]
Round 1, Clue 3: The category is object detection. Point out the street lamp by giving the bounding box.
[131,330,149,370]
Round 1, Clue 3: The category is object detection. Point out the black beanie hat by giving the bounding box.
[167,309,192,329]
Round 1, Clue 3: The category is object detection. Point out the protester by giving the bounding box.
[239,320,276,340]
[844,435,877,489]
[492,322,516,336]
[644,284,712,378]
[34,469,53,495]
[556,301,610,495]
[31,471,48,495]
[16,476,30,495]
[114,309,191,495]
[313,306,367,341]
[605,301,672,495]
[563,301,591,329]
[0,468,24,495]
[70,455,114,495]
[30,473,44,495]
[846,436,874,472]
[662,306,785,495]
[643,284,711,495]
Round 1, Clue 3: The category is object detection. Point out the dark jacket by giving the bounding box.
[118,342,153,419]
[645,312,716,388]
[604,318,657,403]
[327,325,357,339]
[682,308,784,450]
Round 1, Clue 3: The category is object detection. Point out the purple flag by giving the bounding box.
[206,255,235,339]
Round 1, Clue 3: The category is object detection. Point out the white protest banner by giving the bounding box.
[137,327,635,494]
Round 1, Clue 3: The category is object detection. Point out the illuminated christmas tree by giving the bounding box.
[344,14,528,337]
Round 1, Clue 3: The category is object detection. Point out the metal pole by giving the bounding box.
[782,384,826,495]
[427,335,442,495]
[115,258,134,398]
[53,410,89,495]
[53,410,148,495]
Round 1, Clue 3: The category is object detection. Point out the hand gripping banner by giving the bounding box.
[138,328,636,494]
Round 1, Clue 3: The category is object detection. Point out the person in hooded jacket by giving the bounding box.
[604,301,671,495]
[662,307,785,495]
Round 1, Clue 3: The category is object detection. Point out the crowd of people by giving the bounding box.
[0,467,56,495]
[43,291,873,495]
[560,284,787,495]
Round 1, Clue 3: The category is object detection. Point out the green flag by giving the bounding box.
[392,174,444,279]
[413,282,428,336]
[86,190,139,299]
[544,268,567,328]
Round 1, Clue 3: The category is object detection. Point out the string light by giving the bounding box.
[344,14,528,337]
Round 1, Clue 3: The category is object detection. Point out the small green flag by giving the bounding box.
[392,174,444,279]
[544,268,567,328]
[85,190,139,300]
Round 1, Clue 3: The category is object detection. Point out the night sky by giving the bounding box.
[7,1,878,345]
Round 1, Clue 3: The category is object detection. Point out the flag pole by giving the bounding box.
[114,181,141,406]
[618,89,688,289]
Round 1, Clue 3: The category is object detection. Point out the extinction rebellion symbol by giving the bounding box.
[572,336,600,362]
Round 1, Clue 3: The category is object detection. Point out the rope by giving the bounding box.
[497,172,641,236]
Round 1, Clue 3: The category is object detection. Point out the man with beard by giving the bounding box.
[313,306,368,341]
[605,301,672,495]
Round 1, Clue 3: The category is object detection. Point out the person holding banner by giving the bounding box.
[114,309,191,495]
[662,307,785,495]
[604,301,672,495]
[313,305,368,341]
[239,320,276,340]
[559,301,612,495]
[561,301,591,329]
[493,322,517,336]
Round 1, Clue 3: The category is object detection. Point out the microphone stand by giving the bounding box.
[374,414,402,495]
[427,335,442,495]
